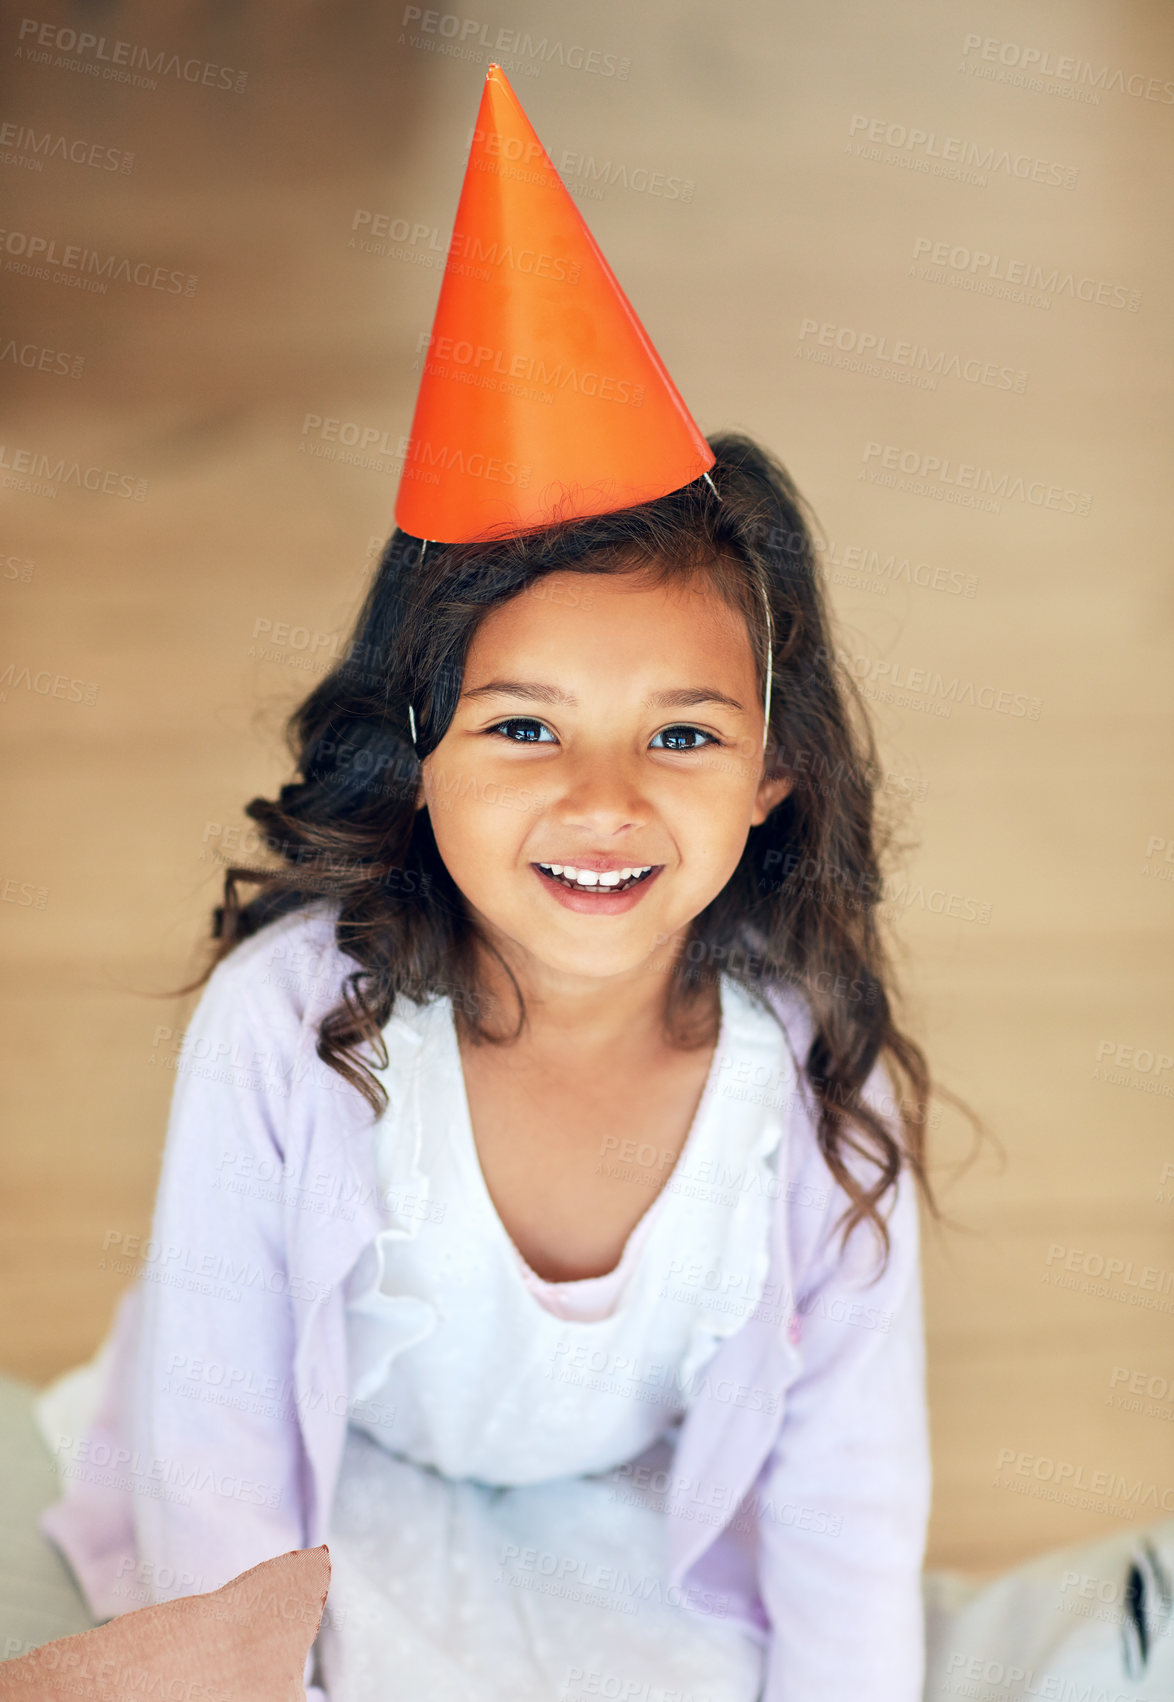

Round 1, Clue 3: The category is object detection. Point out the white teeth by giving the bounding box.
[551,865,597,886]
[536,862,654,887]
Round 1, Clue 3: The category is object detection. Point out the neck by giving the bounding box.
[462,928,719,1056]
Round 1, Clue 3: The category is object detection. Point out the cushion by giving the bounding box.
[0,1544,330,1700]
[0,1374,96,1661]
[0,1373,329,1697]
[923,1517,1174,1700]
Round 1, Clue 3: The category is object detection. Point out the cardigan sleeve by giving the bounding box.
[756,1058,931,1701]
[35,916,350,1696]
[36,930,326,1629]
[127,942,320,1596]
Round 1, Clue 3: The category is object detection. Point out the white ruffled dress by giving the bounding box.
[317,975,791,1702]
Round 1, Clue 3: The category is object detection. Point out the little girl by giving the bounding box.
[35,65,938,1702]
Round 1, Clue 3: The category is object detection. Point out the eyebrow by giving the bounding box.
[461,680,747,713]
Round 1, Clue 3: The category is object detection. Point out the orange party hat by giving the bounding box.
[393,64,714,543]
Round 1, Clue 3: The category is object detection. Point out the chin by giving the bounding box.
[503,922,665,984]
[535,940,658,980]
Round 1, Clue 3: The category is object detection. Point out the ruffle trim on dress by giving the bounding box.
[345,985,796,1410]
[345,1258,438,1402]
[674,982,795,1397]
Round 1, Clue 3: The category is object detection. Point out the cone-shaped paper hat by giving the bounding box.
[394,64,714,543]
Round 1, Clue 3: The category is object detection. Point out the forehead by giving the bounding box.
[464,565,756,678]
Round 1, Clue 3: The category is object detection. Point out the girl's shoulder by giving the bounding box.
[752,969,897,1135]
[197,900,356,1038]
[195,904,458,1098]
[750,972,910,1240]
[756,973,816,1064]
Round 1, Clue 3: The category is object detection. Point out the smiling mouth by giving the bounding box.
[534,862,658,894]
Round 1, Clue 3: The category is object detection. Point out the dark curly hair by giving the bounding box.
[184,432,955,1270]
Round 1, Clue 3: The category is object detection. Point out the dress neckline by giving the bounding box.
[440,978,732,1306]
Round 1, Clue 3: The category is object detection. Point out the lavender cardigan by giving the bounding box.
[38,905,930,1699]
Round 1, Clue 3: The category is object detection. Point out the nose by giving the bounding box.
[552,745,650,837]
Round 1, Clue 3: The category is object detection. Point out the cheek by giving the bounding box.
[665,766,759,834]
[658,778,757,888]
[424,762,522,868]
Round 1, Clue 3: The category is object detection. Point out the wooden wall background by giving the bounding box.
[0,0,1170,1574]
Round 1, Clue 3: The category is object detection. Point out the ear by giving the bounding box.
[750,770,793,827]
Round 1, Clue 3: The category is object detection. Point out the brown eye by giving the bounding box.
[490,718,555,743]
[651,725,715,751]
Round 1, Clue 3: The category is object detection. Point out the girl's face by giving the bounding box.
[419,566,792,988]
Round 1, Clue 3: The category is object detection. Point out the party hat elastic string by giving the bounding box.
[700,470,773,752]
